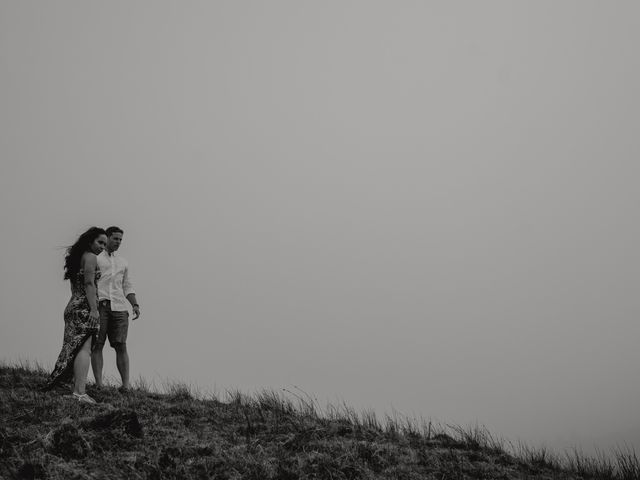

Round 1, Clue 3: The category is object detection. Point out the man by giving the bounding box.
[91,226,141,390]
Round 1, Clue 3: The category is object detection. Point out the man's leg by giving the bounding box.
[114,343,130,390]
[91,302,109,387]
[110,311,130,389]
[91,346,104,386]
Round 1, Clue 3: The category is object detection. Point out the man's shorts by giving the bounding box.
[96,300,129,348]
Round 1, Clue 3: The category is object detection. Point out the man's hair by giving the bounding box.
[106,226,124,238]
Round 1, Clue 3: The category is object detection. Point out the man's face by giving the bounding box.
[107,232,123,252]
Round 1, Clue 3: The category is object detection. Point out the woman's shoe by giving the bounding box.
[71,392,97,404]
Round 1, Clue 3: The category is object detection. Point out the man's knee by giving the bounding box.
[113,342,127,353]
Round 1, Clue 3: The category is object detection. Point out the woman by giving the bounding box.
[43,227,107,403]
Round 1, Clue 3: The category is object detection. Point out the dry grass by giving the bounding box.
[1,361,638,480]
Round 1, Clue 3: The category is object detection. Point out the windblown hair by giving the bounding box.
[63,227,107,281]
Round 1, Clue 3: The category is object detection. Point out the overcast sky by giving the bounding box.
[1,1,639,454]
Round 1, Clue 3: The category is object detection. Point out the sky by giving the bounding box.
[1,1,639,455]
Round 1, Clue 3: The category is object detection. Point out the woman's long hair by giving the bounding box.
[63,227,106,280]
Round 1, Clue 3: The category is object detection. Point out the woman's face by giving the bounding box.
[91,234,108,255]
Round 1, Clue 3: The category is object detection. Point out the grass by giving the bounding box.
[1,360,638,479]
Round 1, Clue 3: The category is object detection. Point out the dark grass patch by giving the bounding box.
[44,423,91,460]
[15,462,47,480]
[84,408,144,438]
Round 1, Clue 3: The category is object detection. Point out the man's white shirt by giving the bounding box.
[96,251,136,312]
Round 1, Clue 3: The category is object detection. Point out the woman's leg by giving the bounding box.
[73,336,92,395]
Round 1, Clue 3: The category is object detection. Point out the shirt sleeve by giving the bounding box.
[122,263,136,297]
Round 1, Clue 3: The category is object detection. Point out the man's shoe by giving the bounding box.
[71,392,98,404]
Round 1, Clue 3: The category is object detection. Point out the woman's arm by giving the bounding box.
[82,252,100,322]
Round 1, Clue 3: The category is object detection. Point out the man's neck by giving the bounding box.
[106,249,116,256]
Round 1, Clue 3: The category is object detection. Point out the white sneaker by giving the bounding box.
[71,392,97,404]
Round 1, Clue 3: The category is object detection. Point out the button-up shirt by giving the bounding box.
[96,251,136,312]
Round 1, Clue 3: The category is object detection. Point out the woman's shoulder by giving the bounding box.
[80,251,98,267]
[81,251,97,260]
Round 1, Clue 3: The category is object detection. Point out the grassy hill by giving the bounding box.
[1,362,638,480]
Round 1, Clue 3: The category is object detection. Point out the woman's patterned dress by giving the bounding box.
[43,268,101,390]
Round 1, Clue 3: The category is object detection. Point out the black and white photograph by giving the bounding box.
[1,2,639,478]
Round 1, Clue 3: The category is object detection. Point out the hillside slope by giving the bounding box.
[1,363,637,480]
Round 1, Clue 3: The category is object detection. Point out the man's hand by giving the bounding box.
[132,305,141,320]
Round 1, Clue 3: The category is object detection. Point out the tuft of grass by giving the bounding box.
[513,439,563,473]
[564,446,615,479]
[615,446,640,480]
[163,381,195,401]
[131,375,155,393]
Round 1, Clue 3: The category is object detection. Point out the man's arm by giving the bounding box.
[127,293,140,320]
[123,264,140,320]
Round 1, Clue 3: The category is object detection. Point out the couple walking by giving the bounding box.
[43,226,141,404]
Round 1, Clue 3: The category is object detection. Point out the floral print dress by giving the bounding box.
[43,268,101,390]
